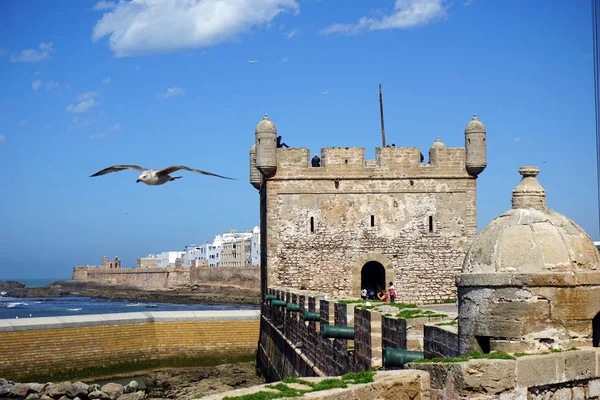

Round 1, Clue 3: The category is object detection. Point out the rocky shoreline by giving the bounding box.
[0,280,261,306]
[0,361,265,400]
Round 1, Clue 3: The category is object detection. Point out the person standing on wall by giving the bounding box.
[311,153,321,167]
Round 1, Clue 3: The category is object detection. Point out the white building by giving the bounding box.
[251,226,260,266]
[220,230,253,267]
[157,251,185,268]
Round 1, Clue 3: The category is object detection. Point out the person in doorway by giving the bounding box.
[377,290,389,302]
[361,288,367,299]
[277,136,289,148]
[311,153,321,167]
[388,282,396,303]
[367,288,376,300]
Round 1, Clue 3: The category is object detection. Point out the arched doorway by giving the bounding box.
[593,312,600,347]
[361,261,386,298]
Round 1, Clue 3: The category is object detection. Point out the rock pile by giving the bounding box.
[0,378,144,400]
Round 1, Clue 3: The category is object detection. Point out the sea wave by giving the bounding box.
[67,308,82,311]
[7,302,29,308]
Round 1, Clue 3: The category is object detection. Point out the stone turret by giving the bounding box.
[255,114,277,178]
[249,143,261,189]
[457,166,600,354]
[465,114,487,177]
[428,136,446,165]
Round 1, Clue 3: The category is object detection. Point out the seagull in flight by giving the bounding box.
[247,60,259,64]
[90,165,235,186]
[321,89,329,95]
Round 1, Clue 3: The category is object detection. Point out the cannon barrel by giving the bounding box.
[383,347,424,368]
[286,303,301,312]
[303,310,320,321]
[265,294,277,301]
[321,324,355,340]
[271,299,287,307]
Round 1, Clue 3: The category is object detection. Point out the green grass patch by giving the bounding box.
[396,309,449,320]
[435,320,457,327]
[225,371,376,400]
[337,299,367,304]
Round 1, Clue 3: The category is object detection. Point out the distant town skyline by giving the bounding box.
[0,0,598,279]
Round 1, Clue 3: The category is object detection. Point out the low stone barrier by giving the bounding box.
[0,310,260,382]
[407,348,600,399]
[0,378,144,400]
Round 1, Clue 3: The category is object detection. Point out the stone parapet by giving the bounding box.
[408,349,600,399]
[0,311,260,382]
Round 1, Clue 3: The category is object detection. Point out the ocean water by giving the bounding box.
[0,296,258,319]
[1,278,68,288]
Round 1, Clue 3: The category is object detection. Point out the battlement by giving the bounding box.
[273,145,468,179]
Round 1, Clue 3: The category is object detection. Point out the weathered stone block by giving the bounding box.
[588,378,600,397]
[516,354,564,388]
[563,350,596,381]
[454,359,516,395]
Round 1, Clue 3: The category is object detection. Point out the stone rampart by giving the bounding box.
[71,267,190,289]
[408,349,600,399]
[257,287,412,383]
[190,266,260,290]
[0,310,260,382]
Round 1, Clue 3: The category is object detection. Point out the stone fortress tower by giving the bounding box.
[250,113,488,303]
[457,166,600,354]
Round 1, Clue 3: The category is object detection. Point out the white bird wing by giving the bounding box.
[90,165,146,177]
[157,165,236,180]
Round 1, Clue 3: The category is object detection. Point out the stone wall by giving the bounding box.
[0,311,260,382]
[423,324,460,359]
[190,266,260,290]
[407,349,600,399]
[71,266,190,288]
[257,287,410,382]
[261,145,478,303]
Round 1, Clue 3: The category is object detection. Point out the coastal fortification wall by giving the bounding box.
[71,267,191,289]
[190,266,260,290]
[0,310,260,382]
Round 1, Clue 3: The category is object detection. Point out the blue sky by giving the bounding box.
[0,0,598,279]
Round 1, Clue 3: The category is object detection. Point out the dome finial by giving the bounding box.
[264,113,269,120]
[512,166,546,210]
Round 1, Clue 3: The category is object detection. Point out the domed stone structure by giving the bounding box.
[457,166,600,354]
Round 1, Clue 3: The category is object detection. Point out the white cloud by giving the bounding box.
[157,87,184,99]
[10,42,55,63]
[66,91,99,113]
[286,28,297,39]
[0,134,4,143]
[93,0,117,10]
[91,0,299,57]
[320,0,447,35]
[463,0,473,5]
[102,77,111,84]
[46,81,60,90]
[90,123,121,139]
[32,79,43,92]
